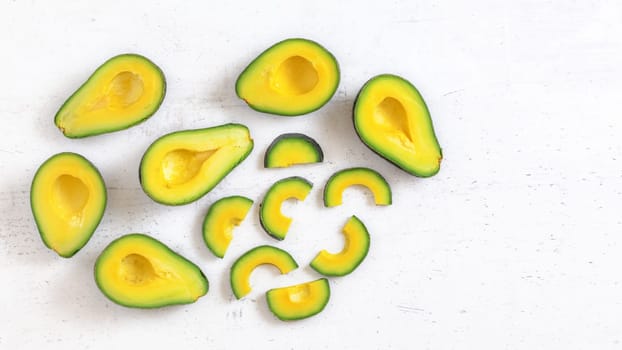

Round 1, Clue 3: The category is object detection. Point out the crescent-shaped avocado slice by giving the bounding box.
[266,278,330,321]
[264,133,324,168]
[323,167,391,207]
[202,195,253,258]
[260,176,313,240]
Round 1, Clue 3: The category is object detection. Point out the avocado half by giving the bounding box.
[30,152,107,258]
[139,123,254,206]
[236,38,340,116]
[94,233,209,308]
[55,54,166,138]
[353,74,442,177]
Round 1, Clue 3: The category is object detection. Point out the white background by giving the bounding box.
[1,0,622,349]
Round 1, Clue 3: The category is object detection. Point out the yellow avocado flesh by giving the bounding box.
[55,54,165,138]
[230,245,298,299]
[30,153,106,258]
[202,196,253,258]
[260,177,312,240]
[95,234,208,308]
[310,216,370,276]
[354,74,442,176]
[236,38,340,116]
[323,167,391,207]
[140,124,254,205]
[266,278,330,321]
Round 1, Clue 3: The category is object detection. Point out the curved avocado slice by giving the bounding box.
[353,74,442,177]
[139,123,254,205]
[230,245,298,299]
[260,176,313,240]
[310,216,370,276]
[266,278,330,321]
[55,54,166,138]
[202,195,253,258]
[323,167,391,207]
[236,38,340,116]
[30,152,106,258]
[264,133,324,168]
[94,233,209,308]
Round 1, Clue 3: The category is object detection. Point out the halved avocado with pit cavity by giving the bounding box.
[324,167,391,207]
[94,233,209,308]
[202,195,253,258]
[230,245,298,299]
[55,54,166,138]
[260,176,313,240]
[266,278,330,321]
[264,133,324,168]
[236,38,340,116]
[310,216,370,276]
[139,124,254,205]
[30,152,106,258]
[354,74,442,177]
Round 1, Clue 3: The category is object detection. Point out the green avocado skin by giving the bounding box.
[54,53,166,138]
[264,133,324,168]
[352,74,442,177]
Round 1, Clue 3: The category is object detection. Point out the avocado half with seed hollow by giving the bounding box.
[55,54,166,138]
[95,233,209,308]
[139,123,254,205]
[266,278,330,321]
[353,74,442,177]
[230,245,298,299]
[310,216,370,276]
[260,176,313,240]
[202,195,253,258]
[236,38,340,116]
[264,133,324,168]
[30,152,106,258]
[323,167,391,207]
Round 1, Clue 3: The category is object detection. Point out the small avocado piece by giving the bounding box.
[266,278,330,321]
[310,216,370,276]
[230,245,298,299]
[55,54,166,138]
[139,123,254,205]
[323,167,391,207]
[353,74,442,177]
[94,233,208,308]
[260,176,313,240]
[264,133,324,168]
[236,38,340,116]
[202,195,253,258]
[30,152,106,258]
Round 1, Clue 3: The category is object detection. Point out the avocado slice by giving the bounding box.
[264,133,324,168]
[260,176,313,240]
[266,278,330,321]
[323,167,391,207]
[310,216,370,276]
[202,195,253,258]
[139,123,254,205]
[236,38,340,116]
[353,74,442,177]
[55,54,166,138]
[94,233,208,308]
[230,245,298,299]
[30,152,106,258]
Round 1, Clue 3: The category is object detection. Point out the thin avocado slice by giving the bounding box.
[310,216,370,276]
[202,195,253,258]
[260,176,313,240]
[55,54,166,138]
[236,38,340,116]
[266,278,330,321]
[30,152,106,258]
[353,74,442,177]
[230,245,298,299]
[94,233,209,308]
[264,133,324,168]
[324,167,391,207]
[139,123,254,205]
